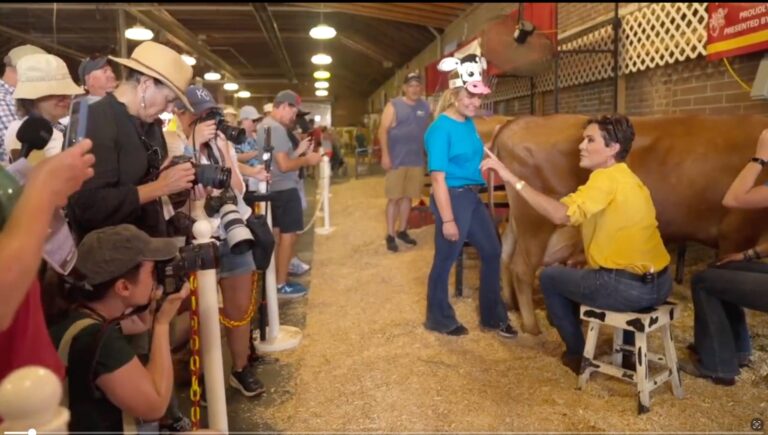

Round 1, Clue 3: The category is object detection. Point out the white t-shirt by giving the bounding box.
[4,117,63,165]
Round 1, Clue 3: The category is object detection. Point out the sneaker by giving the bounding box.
[288,256,311,276]
[497,323,518,339]
[396,230,417,246]
[445,324,469,336]
[386,235,398,252]
[277,281,308,299]
[159,415,192,434]
[229,368,267,397]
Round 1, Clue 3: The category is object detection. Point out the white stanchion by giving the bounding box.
[192,221,229,434]
[254,181,303,353]
[315,155,335,235]
[0,366,69,433]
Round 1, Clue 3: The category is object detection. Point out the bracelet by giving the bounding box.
[751,157,767,167]
[443,220,454,224]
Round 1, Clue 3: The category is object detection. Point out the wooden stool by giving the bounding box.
[578,302,684,414]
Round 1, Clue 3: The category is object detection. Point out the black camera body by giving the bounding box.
[169,154,231,190]
[156,241,219,294]
[200,109,247,145]
[203,187,255,255]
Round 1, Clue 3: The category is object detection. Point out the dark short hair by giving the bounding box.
[75,262,143,303]
[585,114,635,161]
[125,67,165,89]
[15,99,36,118]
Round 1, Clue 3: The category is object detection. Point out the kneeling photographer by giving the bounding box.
[171,85,267,398]
[48,224,189,433]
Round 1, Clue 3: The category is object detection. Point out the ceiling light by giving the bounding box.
[125,24,154,41]
[236,90,251,98]
[315,81,329,89]
[204,71,222,81]
[309,23,337,40]
[223,82,239,91]
[311,53,332,65]
[315,89,329,97]
[314,115,322,122]
[181,54,197,66]
[313,70,331,80]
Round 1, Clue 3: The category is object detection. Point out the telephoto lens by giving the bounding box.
[196,164,232,190]
[204,188,255,255]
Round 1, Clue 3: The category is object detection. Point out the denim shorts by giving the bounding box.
[218,237,256,278]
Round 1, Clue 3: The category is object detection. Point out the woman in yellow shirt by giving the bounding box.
[481,114,671,374]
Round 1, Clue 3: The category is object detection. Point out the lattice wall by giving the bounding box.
[488,3,709,103]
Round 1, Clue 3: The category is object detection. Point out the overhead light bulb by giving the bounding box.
[311,53,332,65]
[315,89,329,97]
[315,81,329,89]
[181,54,197,66]
[204,71,222,81]
[125,24,154,41]
[313,70,331,80]
[236,90,251,98]
[223,82,239,91]
[309,23,337,40]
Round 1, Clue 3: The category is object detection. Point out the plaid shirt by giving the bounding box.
[0,80,18,165]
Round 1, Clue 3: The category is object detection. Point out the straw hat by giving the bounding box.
[13,54,83,99]
[109,41,193,111]
[4,44,47,67]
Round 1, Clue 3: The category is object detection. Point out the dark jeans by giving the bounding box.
[691,261,768,378]
[425,188,509,332]
[541,265,672,355]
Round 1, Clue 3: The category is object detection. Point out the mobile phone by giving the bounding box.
[63,96,90,150]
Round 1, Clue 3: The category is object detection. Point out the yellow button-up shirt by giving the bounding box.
[560,163,670,274]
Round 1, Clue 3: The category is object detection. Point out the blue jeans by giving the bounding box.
[425,188,509,332]
[541,265,672,355]
[691,261,768,378]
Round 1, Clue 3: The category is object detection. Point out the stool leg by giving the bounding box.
[635,332,651,414]
[612,327,623,367]
[578,322,601,389]
[662,324,684,399]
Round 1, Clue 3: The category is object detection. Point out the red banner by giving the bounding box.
[707,3,768,60]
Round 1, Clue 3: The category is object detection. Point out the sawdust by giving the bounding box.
[263,174,768,432]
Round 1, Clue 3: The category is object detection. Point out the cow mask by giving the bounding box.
[437,53,491,95]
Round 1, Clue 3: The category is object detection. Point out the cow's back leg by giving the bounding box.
[510,224,555,335]
[500,214,518,311]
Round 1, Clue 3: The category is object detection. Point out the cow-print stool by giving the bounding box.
[578,302,684,414]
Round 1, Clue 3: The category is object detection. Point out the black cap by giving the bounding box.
[403,72,422,85]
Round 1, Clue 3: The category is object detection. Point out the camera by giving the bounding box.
[169,154,231,190]
[156,241,219,294]
[204,187,255,255]
[200,108,247,145]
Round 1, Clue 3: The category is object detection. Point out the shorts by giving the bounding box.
[218,236,256,278]
[270,187,303,233]
[385,166,424,199]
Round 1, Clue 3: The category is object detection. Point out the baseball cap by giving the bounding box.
[274,90,302,109]
[263,103,273,114]
[239,105,262,121]
[221,105,237,116]
[78,56,109,85]
[4,44,46,67]
[178,85,218,114]
[75,224,179,286]
[403,72,422,85]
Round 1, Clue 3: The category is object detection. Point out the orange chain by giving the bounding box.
[188,273,201,431]
[218,272,259,328]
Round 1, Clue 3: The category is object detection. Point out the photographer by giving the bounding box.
[48,224,189,433]
[67,41,195,239]
[174,85,267,397]
[257,90,322,298]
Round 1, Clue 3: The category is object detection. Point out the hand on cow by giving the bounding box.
[480,158,518,184]
[442,221,460,242]
[756,129,768,160]
[714,251,746,266]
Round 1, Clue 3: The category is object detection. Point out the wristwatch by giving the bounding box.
[751,157,767,167]
[514,180,526,191]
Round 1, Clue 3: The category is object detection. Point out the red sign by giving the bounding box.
[707,3,768,60]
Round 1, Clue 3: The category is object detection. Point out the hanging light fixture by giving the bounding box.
[125,24,154,41]
[313,70,331,80]
[223,82,239,91]
[310,23,336,40]
[181,54,197,66]
[311,53,332,65]
[315,89,329,97]
[236,90,251,98]
[315,81,329,89]
[203,71,222,81]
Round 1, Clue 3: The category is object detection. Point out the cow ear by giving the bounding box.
[438,57,461,72]
[480,57,487,70]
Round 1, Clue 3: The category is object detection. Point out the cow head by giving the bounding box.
[438,54,487,85]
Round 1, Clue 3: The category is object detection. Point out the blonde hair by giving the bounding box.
[435,87,463,115]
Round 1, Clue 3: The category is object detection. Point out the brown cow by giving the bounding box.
[495,114,768,335]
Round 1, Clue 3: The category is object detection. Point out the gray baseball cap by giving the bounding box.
[239,105,262,121]
[273,89,302,109]
[78,56,109,85]
[177,85,218,114]
[76,224,178,286]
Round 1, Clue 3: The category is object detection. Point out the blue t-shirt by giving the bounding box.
[424,114,485,188]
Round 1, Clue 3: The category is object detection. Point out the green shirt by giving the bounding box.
[49,310,136,433]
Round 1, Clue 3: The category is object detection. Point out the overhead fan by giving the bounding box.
[480,13,556,77]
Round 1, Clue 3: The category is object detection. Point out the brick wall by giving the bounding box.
[557,3,616,34]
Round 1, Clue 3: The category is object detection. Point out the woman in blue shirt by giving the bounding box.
[423,67,517,338]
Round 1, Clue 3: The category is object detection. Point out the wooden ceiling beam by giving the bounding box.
[344,3,454,27]
[250,3,297,84]
[388,3,463,17]
[290,3,449,28]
